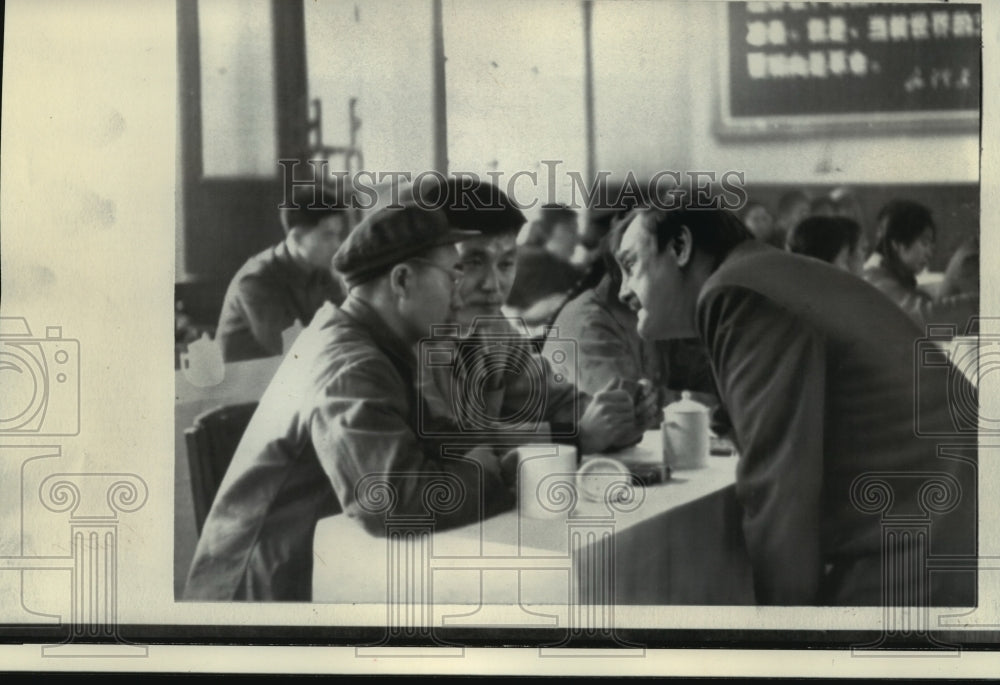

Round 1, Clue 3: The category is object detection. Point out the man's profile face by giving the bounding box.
[893,226,934,276]
[454,233,518,328]
[615,215,691,340]
[401,245,463,339]
[293,215,350,270]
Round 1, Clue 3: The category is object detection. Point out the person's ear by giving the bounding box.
[388,263,413,298]
[672,225,694,267]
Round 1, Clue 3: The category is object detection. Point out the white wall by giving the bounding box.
[305,0,436,178]
[443,0,587,211]
[199,0,277,178]
[592,0,979,185]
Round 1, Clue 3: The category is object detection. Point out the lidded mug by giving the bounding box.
[661,391,709,469]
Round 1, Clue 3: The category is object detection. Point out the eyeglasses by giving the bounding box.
[407,257,464,286]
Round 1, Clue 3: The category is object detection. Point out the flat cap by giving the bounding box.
[396,176,527,236]
[332,202,476,288]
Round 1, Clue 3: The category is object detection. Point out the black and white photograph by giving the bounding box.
[2,0,1000,676]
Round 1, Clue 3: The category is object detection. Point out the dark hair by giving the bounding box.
[280,184,351,233]
[787,216,861,263]
[875,200,935,258]
[631,206,754,267]
[777,190,809,218]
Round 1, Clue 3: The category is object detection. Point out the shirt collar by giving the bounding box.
[274,240,317,286]
[338,296,417,372]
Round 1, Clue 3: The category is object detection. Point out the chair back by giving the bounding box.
[184,401,258,535]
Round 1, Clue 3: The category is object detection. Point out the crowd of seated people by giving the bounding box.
[180,174,979,608]
[741,187,979,330]
[184,179,658,600]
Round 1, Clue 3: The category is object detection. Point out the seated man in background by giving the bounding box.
[616,205,976,606]
[786,215,867,276]
[863,200,978,329]
[215,185,352,362]
[505,203,585,326]
[185,204,513,601]
[400,177,654,454]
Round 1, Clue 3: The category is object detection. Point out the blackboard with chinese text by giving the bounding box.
[720,2,980,133]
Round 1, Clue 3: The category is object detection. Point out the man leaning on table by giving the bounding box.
[399,175,659,453]
[184,203,515,601]
[614,204,977,606]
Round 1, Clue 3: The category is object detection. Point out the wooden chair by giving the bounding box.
[184,402,258,536]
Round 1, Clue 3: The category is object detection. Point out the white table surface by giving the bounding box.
[312,431,740,610]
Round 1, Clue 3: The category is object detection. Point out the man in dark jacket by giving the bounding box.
[399,176,653,453]
[185,204,513,601]
[615,206,976,606]
[215,186,352,361]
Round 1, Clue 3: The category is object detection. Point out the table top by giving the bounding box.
[175,355,282,406]
[312,430,739,604]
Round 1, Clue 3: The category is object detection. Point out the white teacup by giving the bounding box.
[516,444,578,519]
[180,332,225,388]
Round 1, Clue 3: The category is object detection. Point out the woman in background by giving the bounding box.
[863,200,977,329]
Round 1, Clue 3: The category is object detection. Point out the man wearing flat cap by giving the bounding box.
[399,176,657,453]
[185,203,514,602]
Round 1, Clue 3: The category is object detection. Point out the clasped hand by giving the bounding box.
[578,377,660,454]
